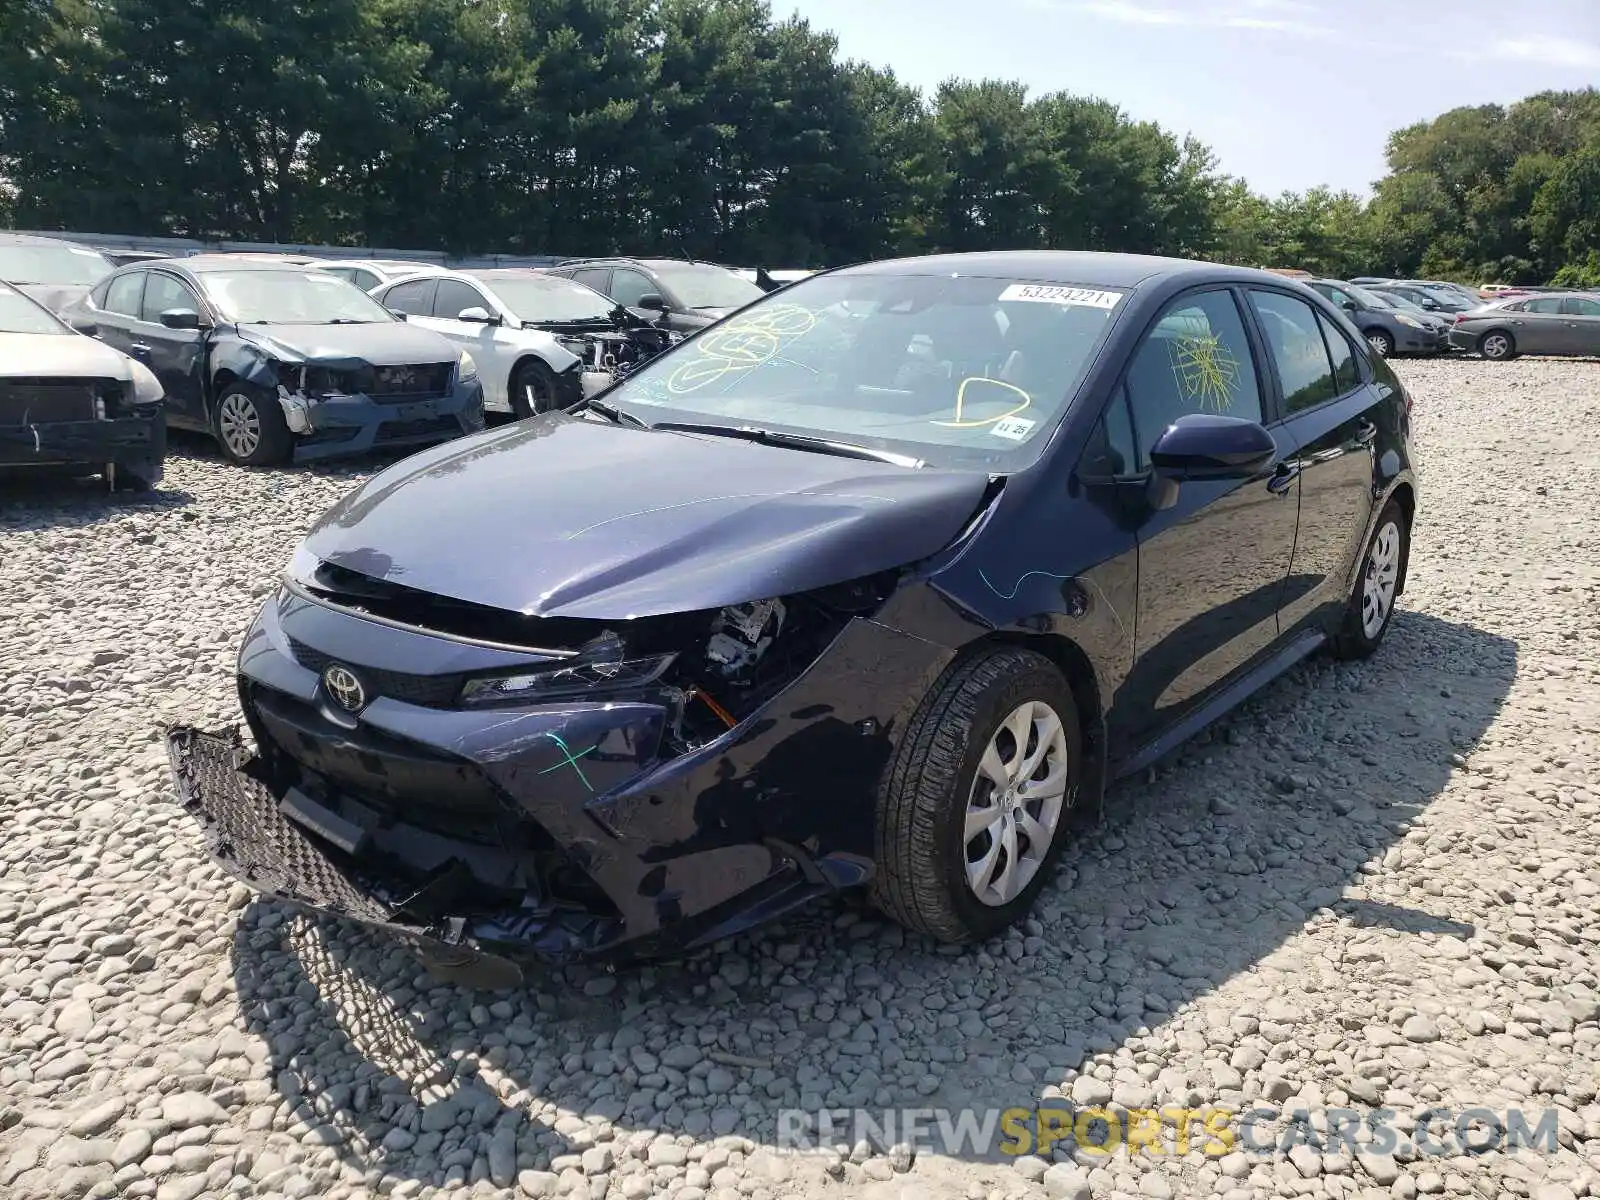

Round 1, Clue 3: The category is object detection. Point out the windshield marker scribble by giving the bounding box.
[932,376,1033,428]
[665,304,816,395]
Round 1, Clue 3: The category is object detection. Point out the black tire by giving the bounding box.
[213,384,292,466]
[1478,329,1516,361]
[871,646,1082,943]
[508,359,559,419]
[1364,329,1395,358]
[1332,498,1408,660]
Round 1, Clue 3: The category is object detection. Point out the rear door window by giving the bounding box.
[574,268,612,295]
[383,277,436,316]
[1248,290,1339,414]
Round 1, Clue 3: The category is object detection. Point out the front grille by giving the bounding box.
[362,363,453,402]
[0,378,99,424]
[378,415,458,442]
[288,636,463,707]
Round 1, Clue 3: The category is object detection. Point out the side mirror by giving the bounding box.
[636,292,668,312]
[158,308,202,330]
[387,308,409,321]
[457,306,496,324]
[1145,413,1278,511]
[1341,300,1359,313]
[73,322,99,338]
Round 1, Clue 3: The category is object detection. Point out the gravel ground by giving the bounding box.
[2,358,1598,1200]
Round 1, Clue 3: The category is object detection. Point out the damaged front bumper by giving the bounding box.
[0,410,166,484]
[278,380,485,463]
[165,585,953,970]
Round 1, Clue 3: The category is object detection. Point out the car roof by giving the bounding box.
[834,250,1273,290]
[156,255,321,274]
[0,231,109,253]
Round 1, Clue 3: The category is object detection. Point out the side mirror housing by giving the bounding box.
[1145,413,1278,511]
[1341,299,1359,313]
[636,292,668,312]
[73,322,99,338]
[387,308,409,321]
[158,308,202,330]
[457,306,496,324]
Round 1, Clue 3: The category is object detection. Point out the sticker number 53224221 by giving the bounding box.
[999,283,1122,309]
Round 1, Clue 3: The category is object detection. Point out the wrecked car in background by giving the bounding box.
[0,281,166,491]
[0,231,116,315]
[373,268,681,417]
[63,256,483,466]
[166,251,1416,982]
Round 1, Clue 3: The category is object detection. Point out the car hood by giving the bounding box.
[300,416,991,619]
[235,320,459,367]
[15,283,92,315]
[0,330,136,381]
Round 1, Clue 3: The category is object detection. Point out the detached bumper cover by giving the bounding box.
[0,410,166,482]
[282,380,485,463]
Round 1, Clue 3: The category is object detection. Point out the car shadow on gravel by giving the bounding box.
[0,473,196,528]
[225,607,1515,1187]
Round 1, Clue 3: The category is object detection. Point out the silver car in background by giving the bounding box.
[1447,292,1600,360]
[0,232,116,315]
[308,258,435,293]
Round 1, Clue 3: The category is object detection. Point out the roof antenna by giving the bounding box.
[674,237,696,264]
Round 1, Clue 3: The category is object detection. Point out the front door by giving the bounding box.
[1558,296,1600,355]
[1247,288,1379,636]
[413,277,522,413]
[136,269,209,427]
[1114,287,1301,749]
[1507,297,1564,353]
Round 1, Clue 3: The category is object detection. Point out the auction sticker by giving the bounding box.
[990,416,1037,441]
[999,283,1122,309]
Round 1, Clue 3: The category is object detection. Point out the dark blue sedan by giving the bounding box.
[167,251,1417,979]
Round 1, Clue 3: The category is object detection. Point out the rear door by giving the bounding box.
[1246,288,1378,637]
[1115,286,1302,750]
[135,269,209,426]
[1559,296,1600,354]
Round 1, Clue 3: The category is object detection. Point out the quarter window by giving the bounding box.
[1123,290,1263,466]
[140,273,201,324]
[1249,290,1338,414]
[433,279,487,320]
[574,268,611,295]
[103,272,146,318]
[1079,386,1138,480]
[383,277,435,315]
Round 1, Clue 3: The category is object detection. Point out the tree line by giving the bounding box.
[3,0,1598,285]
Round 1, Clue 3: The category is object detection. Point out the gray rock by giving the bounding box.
[1042,1162,1092,1199]
[160,1093,227,1128]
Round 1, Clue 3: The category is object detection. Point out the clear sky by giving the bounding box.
[784,0,1600,197]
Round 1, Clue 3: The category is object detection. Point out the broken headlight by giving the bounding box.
[458,634,676,708]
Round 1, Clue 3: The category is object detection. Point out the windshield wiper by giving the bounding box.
[327,317,379,324]
[566,396,650,429]
[651,422,924,468]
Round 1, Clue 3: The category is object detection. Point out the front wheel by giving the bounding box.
[508,359,560,419]
[1332,499,1408,660]
[1365,329,1395,358]
[214,385,292,466]
[872,646,1081,943]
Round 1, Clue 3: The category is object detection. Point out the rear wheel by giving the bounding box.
[872,646,1081,942]
[1479,330,1516,361]
[215,384,292,466]
[1332,499,1407,660]
[1365,329,1395,358]
[509,359,559,419]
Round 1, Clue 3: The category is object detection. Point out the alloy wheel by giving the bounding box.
[1482,333,1510,360]
[1367,332,1393,357]
[963,700,1070,907]
[1361,519,1402,638]
[218,392,262,459]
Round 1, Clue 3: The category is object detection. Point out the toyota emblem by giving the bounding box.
[322,664,367,713]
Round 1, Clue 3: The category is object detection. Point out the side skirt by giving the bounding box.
[1110,629,1326,782]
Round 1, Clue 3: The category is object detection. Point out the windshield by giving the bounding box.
[601,272,1127,470]
[0,288,69,334]
[1344,283,1393,309]
[199,270,395,324]
[480,275,615,323]
[1376,292,1425,313]
[653,262,765,310]
[0,244,114,287]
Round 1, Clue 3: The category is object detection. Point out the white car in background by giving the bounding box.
[309,258,436,293]
[373,268,633,416]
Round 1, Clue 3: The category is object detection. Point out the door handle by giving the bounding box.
[1266,462,1300,495]
[1354,419,1378,446]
